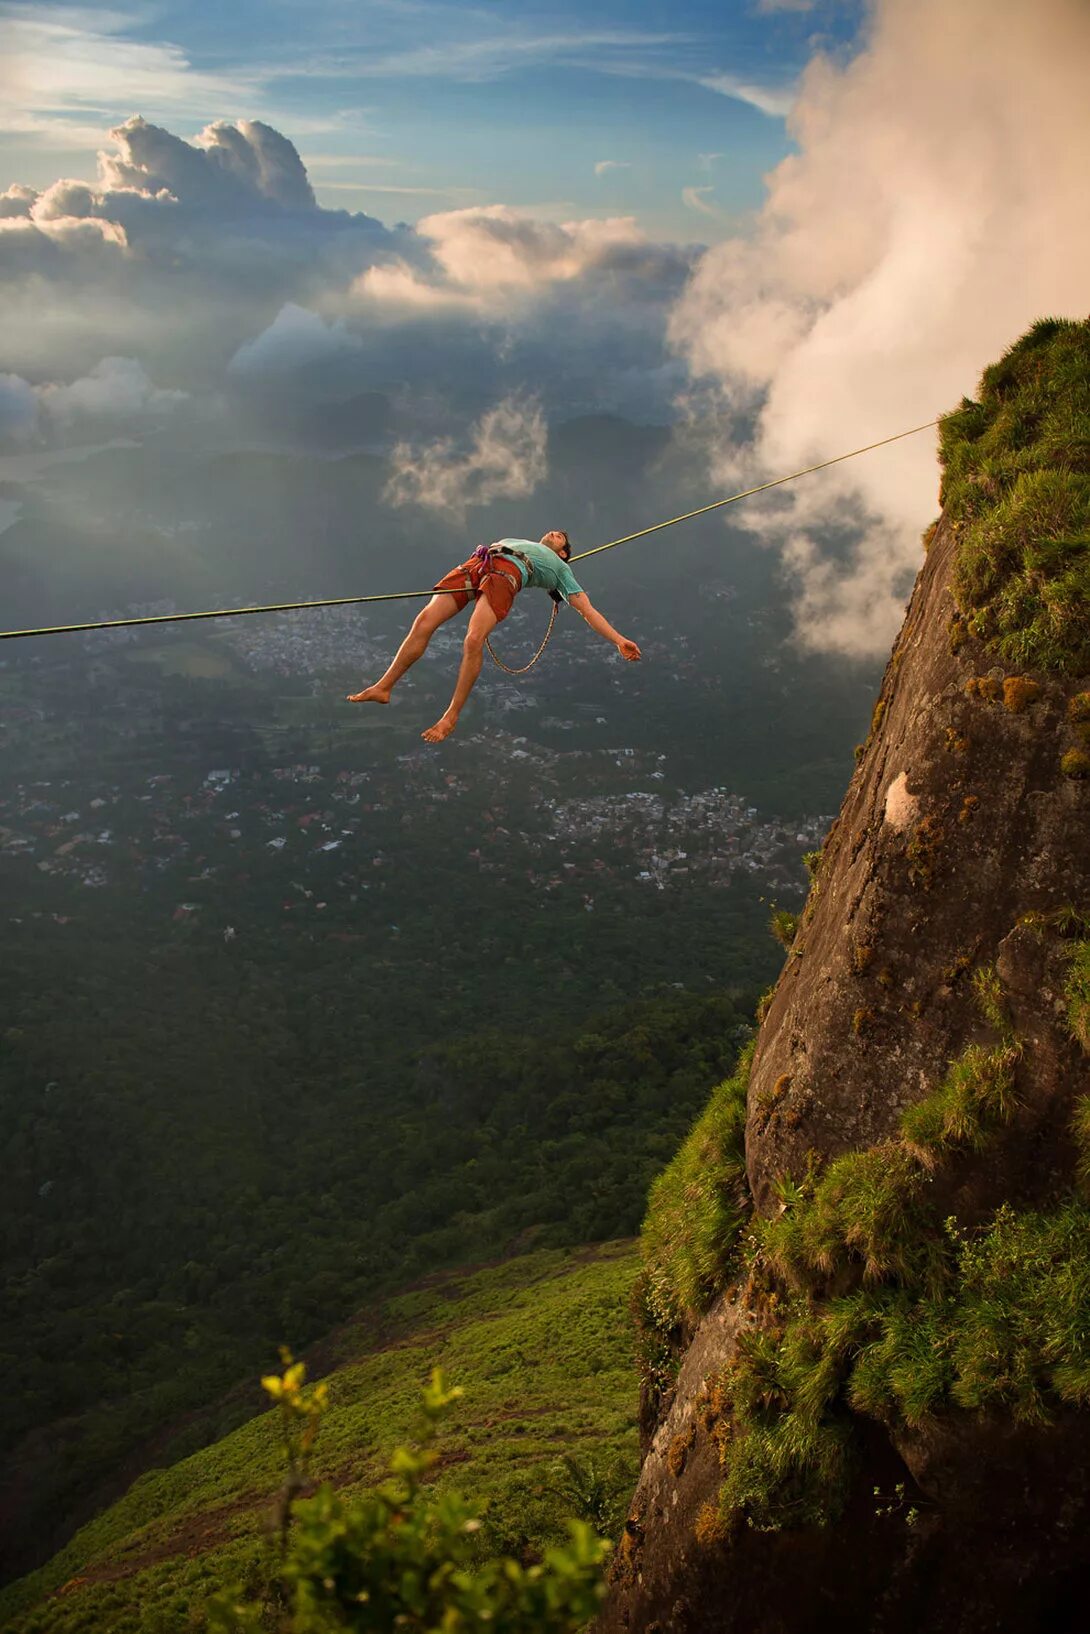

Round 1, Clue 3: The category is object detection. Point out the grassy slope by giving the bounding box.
[2,1243,639,1634]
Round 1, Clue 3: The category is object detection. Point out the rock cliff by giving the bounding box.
[602,318,1090,1634]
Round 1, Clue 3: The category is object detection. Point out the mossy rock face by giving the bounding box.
[605,320,1090,1634]
[939,317,1090,675]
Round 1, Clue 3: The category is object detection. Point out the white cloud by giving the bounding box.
[378,205,648,299]
[0,356,186,442]
[0,208,127,273]
[594,160,630,177]
[384,396,547,518]
[352,261,479,313]
[0,115,330,294]
[0,6,257,139]
[98,114,316,209]
[0,184,38,218]
[698,73,795,117]
[229,304,364,375]
[38,355,187,423]
[682,186,719,218]
[0,115,398,381]
[0,114,694,428]
[670,0,1090,658]
[347,210,697,428]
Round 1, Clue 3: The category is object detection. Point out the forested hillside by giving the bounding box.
[1,1244,640,1632]
[2,949,753,1583]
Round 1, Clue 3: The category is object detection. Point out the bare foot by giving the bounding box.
[346,684,391,704]
[422,712,458,743]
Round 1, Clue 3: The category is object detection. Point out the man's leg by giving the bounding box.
[422,594,498,742]
[346,594,462,703]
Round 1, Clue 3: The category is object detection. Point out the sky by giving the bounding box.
[0,0,862,240]
[1,0,1087,658]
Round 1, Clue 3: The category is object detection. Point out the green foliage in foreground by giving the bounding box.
[208,1365,608,1634]
[939,315,1090,673]
[1,1245,638,1634]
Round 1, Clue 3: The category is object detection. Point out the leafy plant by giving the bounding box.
[769,907,800,948]
[208,1366,610,1633]
[544,1452,632,1538]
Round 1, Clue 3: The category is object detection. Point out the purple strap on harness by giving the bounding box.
[471,543,492,567]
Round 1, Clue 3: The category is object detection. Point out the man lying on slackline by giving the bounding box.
[347,531,642,743]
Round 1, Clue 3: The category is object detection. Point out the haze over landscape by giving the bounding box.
[2,1,1088,1629]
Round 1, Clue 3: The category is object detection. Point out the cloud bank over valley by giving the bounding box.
[2,0,1089,657]
[0,114,697,455]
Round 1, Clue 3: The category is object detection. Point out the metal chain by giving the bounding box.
[484,598,559,675]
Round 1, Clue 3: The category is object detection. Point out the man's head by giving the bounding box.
[541,530,572,560]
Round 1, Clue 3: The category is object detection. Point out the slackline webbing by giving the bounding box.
[0,419,939,641]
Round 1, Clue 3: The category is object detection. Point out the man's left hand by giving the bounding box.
[617,638,641,662]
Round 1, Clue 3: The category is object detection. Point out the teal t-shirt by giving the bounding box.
[493,539,584,603]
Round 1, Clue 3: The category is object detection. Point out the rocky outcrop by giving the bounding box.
[601,322,1090,1634]
[745,507,1087,1219]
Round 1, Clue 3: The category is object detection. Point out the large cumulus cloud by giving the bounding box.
[98,116,316,209]
[229,201,697,429]
[354,205,683,306]
[0,115,397,384]
[1,115,696,449]
[345,206,697,420]
[669,0,1090,658]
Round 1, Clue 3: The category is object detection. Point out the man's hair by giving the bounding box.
[543,529,571,558]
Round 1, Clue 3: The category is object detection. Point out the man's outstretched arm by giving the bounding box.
[568,592,641,661]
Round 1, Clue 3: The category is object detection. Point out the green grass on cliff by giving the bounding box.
[704,1200,1090,1535]
[633,1043,753,1407]
[701,937,1090,1535]
[939,316,1090,673]
[1065,940,1090,1052]
[0,1244,639,1634]
[638,922,1090,1538]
